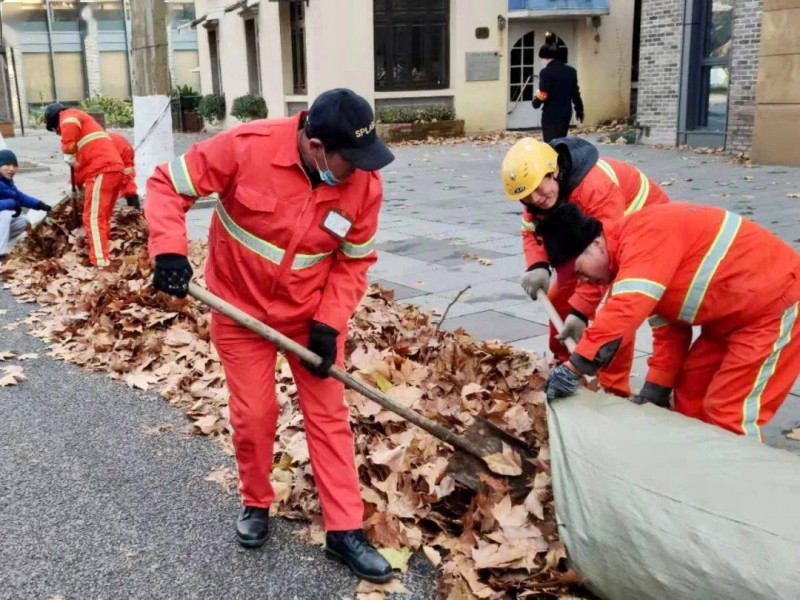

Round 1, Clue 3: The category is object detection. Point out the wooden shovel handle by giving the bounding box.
[537,289,577,353]
[187,283,477,456]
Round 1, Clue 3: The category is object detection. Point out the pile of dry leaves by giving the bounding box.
[1,201,584,599]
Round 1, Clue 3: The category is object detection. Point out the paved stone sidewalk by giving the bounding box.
[6,130,800,450]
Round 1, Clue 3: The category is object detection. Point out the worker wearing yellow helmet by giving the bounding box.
[502,136,669,397]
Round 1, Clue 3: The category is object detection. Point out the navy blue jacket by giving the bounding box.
[0,176,43,212]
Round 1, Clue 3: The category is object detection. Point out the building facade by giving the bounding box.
[190,0,635,133]
[636,0,799,165]
[0,0,201,126]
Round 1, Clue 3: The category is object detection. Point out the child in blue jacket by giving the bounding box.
[0,149,51,259]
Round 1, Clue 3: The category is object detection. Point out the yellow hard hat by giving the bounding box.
[501,138,558,200]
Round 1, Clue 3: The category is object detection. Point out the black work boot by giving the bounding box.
[325,530,394,583]
[236,506,270,548]
[124,194,141,210]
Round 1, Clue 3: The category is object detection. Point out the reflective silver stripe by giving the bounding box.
[741,302,798,440]
[89,174,107,266]
[596,159,619,186]
[679,211,742,323]
[61,117,81,127]
[611,278,666,301]
[520,217,535,232]
[214,201,331,270]
[341,236,375,259]
[76,131,111,149]
[624,170,650,216]
[648,314,670,329]
[167,155,198,198]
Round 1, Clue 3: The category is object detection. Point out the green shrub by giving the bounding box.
[376,105,456,124]
[79,96,134,127]
[230,94,268,122]
[198,93,226,124]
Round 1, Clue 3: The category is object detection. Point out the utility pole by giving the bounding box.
[131,0,174,200]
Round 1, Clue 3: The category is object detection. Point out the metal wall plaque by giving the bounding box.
[465,52,500,82]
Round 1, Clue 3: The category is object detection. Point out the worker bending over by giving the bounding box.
[44,103,125,267]
[108,131,141,210]
[145,88,396,582]
[545,202,800,440]
[502,136,669,396]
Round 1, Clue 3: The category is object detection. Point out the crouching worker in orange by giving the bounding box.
[44,103,124,267]
[502,136,669,397]
[544,202,800,440]
[145,89,397,582]
[108,131,141,210]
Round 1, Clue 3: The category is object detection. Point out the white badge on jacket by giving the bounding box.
[322,209,353,239]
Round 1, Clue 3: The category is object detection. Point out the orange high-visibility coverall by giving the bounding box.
[523,156,669,396]
[59,108,124,267]
[108,131,137,198]
[145,113,383,531]
[574,203,800,439]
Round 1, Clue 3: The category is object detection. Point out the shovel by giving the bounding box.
[188,283,537,494]
[536,290,577,353]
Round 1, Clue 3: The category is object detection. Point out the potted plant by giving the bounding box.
[198,93,226,127]
[230,94,268,122]
[171,85,204,132]
[375,105,464,143]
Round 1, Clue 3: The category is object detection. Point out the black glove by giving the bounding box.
[545,363,581,402]
[631,381,672,408]
[577,112,585,123]
[12,203,21,218]
[36,201,51,213]
[125,195,141,210]
[153,253,193,299]
[302,321,339,378]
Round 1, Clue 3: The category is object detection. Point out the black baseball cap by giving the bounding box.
[306,88,394,172]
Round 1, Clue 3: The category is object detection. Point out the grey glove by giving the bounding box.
[545,363,581,402]
[632,381,672,408]
[520,266,551,300]
[557,312,588,344]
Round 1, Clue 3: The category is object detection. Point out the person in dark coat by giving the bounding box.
[532,33,584,142]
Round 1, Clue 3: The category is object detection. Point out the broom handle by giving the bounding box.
[537,289,577,353]
[187,283,478,455]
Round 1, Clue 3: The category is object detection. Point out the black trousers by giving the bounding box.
[542,120,570,143]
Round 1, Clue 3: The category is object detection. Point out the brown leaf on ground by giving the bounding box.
[482,443,523,476]
[18,353,39,360]
[0,350,16,361]
[786,428,800,441]
[355,579,411,598]
[0,365,25,387]
[144,423,174,436]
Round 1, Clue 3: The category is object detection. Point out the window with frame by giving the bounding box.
[374,0,449,91]
[207,27,222,95]
[290,2,307,95]
[243,16,261,95]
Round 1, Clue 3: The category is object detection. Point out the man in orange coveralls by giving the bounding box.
[544,202,800,440]
[145,88,396,583]
[44,103,125,267]
[108,131,141,210]
[501,137,669,396]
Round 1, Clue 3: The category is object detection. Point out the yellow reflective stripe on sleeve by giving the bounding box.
[648,314,670,329]
[167,155,199,198]
[741,302,798,440]
[520,217,535,232]
[214,201,331,270]
[624,170,650,216]
[61,117,81,127]
[124,167,134,175]
[76,131,111,150]
[596,159,619,186]
[679,211,742,323]
[611,278,666,301]
[340,236,375,259]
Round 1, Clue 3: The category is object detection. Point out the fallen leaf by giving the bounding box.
[0,365,26,387]
[786,428,800,441]
[144,423,173,436]
[788,192,800,199]
[193,414,220,435]
[378,547,412,573]
[123,372,159,391]
[355,579,411,596]
[477,258,493,266]
[482,443,522,476]
[0,350,16,361]
[423,545,441,567]
[18,353,39,361]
